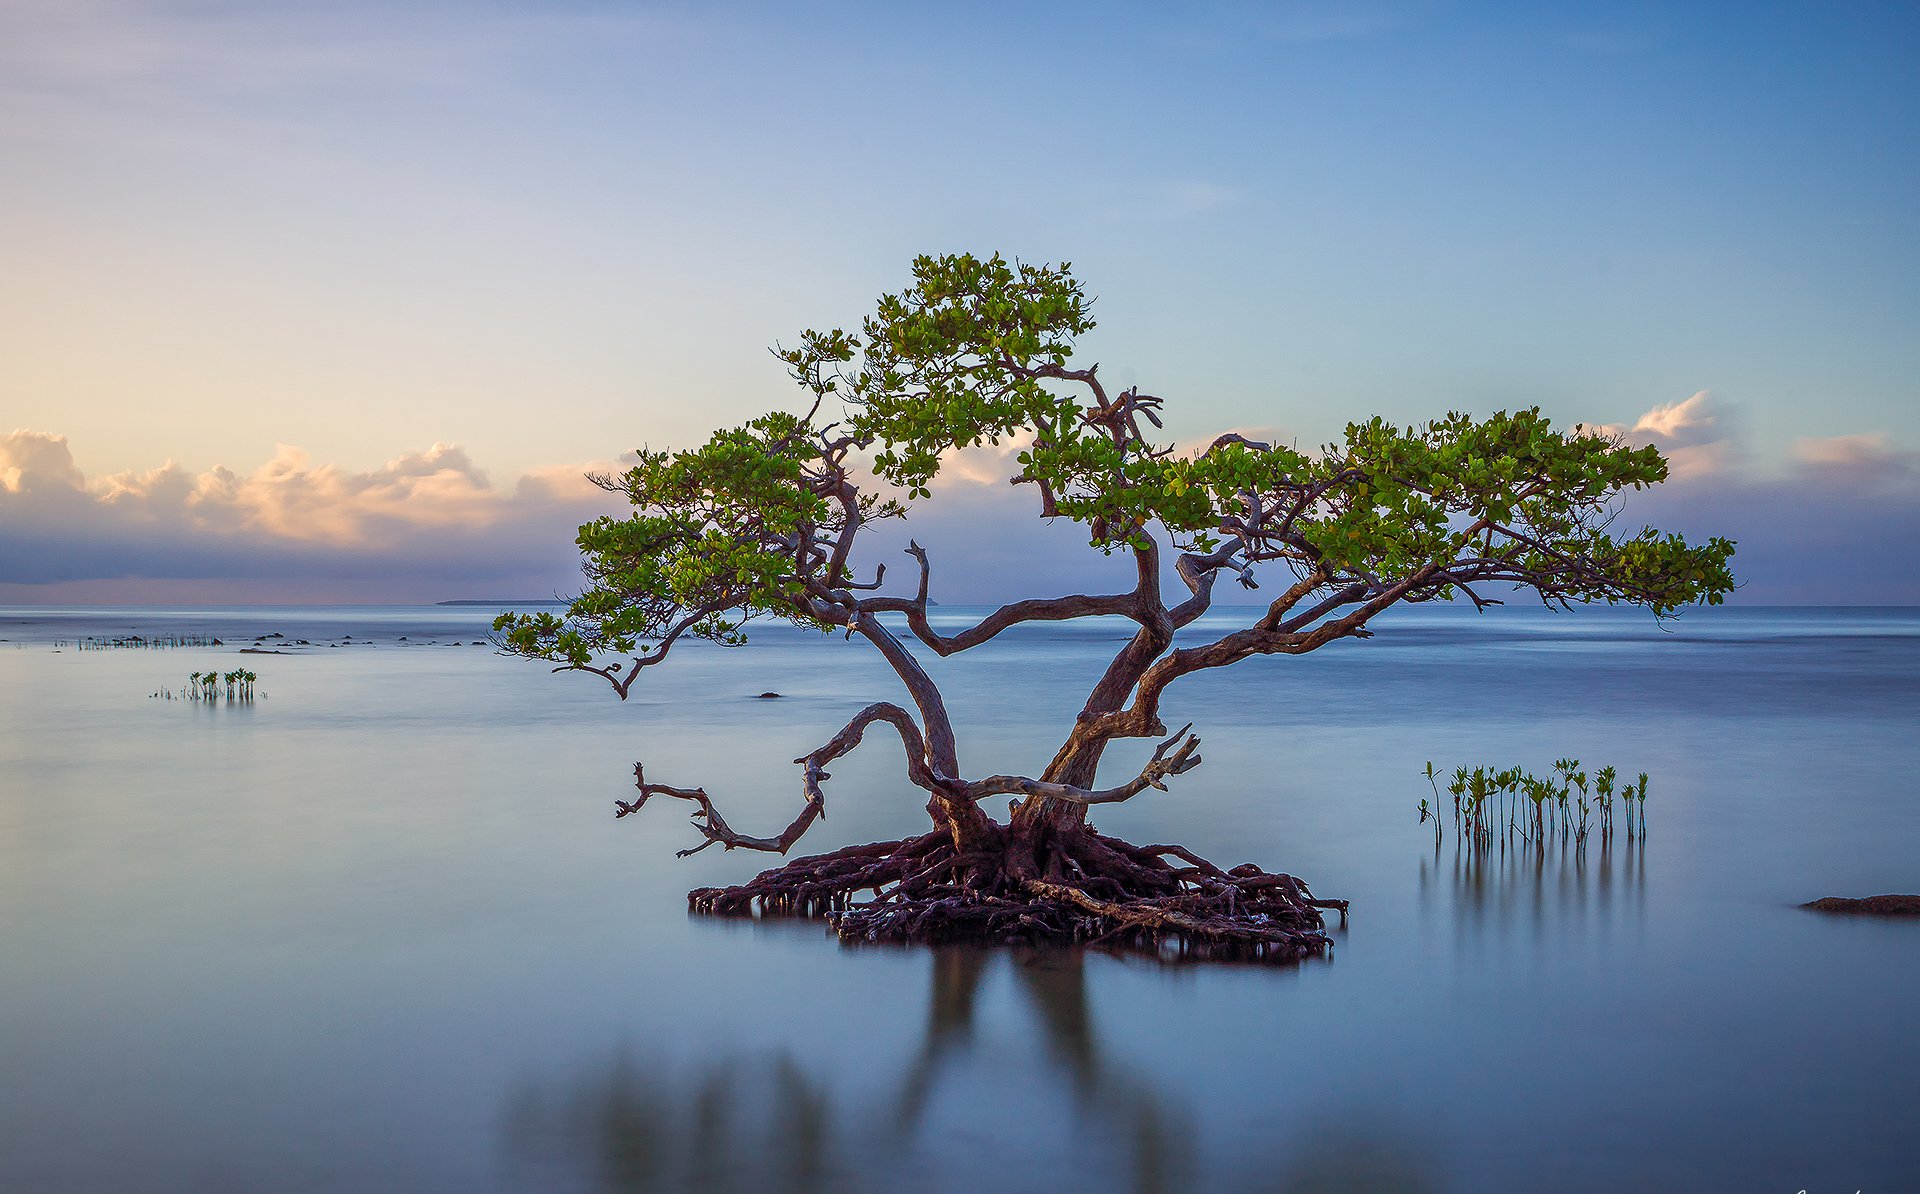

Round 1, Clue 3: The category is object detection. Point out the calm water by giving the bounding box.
[1,603,1915,1193]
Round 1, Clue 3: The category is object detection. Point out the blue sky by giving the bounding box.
[2,1,1916,602]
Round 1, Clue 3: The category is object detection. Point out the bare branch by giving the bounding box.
[963,724,1202,807]
[858,540,1137,656]
[508,598,734,700]
[620,702,948,857]
[1201,432,1273,454]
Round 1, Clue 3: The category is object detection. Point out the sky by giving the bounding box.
[2,0,1917,604]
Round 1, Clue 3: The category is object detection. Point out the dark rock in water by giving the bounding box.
[240,648,289,655]
[756,692,782,699]
[1803,894,1920,916]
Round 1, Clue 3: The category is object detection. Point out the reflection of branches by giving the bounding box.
[501,950,1442,1193]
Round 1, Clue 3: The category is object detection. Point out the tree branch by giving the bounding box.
[620,702,947,856]
[857,540,1137,655]
[963,724,1202,806]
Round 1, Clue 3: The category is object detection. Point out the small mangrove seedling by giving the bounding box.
[1420,763,1443,845]
[1594,765,1618,836]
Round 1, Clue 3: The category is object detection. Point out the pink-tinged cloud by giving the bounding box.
[1793,433,1916,484]
[1629,391,1717,445]
[1589,391,1730,480]
[0,430,619,603]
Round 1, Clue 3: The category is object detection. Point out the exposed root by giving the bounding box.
[687,824,1346,964]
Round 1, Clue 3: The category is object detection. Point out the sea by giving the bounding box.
[1,601,1915,1193]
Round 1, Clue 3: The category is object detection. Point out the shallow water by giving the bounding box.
[1,602,1915,1192]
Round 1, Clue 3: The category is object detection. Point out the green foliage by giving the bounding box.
[495,411,851,668]
[837,253,1096,499]
[498,251,1734,679]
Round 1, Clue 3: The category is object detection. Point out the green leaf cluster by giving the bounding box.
[494,411,837,666]
[839,252,1095,499]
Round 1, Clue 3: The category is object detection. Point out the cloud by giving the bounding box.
[931,430,1035,489]
[0,430,86,493]
[1792,432,1916,484]
[1588,390,1731,479]
[1627,390,1716,445]
[0,430,618,601]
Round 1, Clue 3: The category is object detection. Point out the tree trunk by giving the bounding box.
[933,791,995,849]
[1010,598,1174,833]
[1010,731,1109,833]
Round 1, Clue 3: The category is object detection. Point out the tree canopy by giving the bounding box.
[495,251,1734,961]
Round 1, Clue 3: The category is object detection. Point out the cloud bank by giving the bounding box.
[5,402,1919,606]
[0,430,617,603]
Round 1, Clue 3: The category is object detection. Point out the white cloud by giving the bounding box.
[1629,390,1716,445]
[0,429,86,493]
[1588,390,1729,479]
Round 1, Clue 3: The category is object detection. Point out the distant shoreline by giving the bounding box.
[434,600,568,607]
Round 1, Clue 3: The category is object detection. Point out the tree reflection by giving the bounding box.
[500,948,1438,1193]
[501,1049,838,1194]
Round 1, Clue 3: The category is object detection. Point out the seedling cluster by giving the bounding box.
[60,632,223,650]
[1420,759,1648,850]
[150,669,261,703]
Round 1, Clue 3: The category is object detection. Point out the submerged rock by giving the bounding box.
[1802,894,1920,916]
[756,691,782,699]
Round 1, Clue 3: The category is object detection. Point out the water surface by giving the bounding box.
[1,603,1915,1192]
